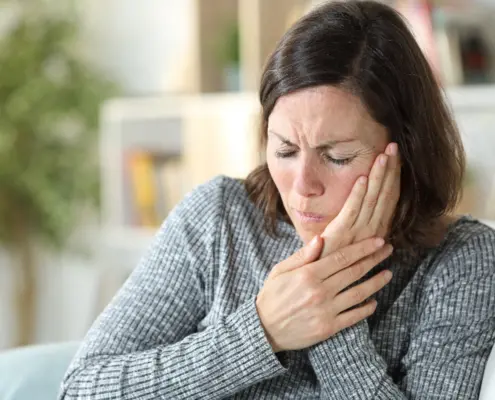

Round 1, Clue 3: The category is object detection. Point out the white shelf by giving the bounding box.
[98,92,260,268]
[99,95,185,228]
[446,85,495,110]
[99,227,158,271]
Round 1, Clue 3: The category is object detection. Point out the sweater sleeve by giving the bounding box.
[59,177,286,400]
[309,230,495,399]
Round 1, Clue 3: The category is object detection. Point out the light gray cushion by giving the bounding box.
[480,345,495,400]
[0,342,79,400]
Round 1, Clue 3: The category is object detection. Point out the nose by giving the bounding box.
[293,158,324,198]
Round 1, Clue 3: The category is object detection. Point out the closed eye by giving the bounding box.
[275,150,297,158]
[275,150,354,166]
[322,153,354,165]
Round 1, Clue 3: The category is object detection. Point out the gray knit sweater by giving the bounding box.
[60,176,495,399]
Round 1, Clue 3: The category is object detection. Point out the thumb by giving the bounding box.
[273,235,323,276]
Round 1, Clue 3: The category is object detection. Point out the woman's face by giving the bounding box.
[266,85,389,244]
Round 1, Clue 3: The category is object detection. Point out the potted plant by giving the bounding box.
[0,1,116,347]
[215,21,241,91]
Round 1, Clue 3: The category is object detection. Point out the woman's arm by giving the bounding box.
[59,178,286,400]
[308,230,495,399]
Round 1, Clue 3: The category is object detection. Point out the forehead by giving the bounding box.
[268,85,387,146]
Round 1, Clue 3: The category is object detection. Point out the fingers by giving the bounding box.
[308,237,385,281]
[320,177,368,256]
[326,244,393,294]
[370,143,401,235]
[334,299,378,332]
[333,267,393,313]
[272,235,323,276]
[354,153,388,227]
[326,176,368,234]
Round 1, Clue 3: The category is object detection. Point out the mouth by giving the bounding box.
[293,209,326,224]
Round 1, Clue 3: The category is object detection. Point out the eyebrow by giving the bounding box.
[268,130,357,149]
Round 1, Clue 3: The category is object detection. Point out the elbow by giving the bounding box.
[58,367,88,400]
[58,361,104,400]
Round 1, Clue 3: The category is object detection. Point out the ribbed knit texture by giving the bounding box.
[59,176,495,399]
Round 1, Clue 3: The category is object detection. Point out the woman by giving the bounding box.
[60,1,495,399]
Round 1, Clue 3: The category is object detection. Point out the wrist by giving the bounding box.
[255,296,282,353]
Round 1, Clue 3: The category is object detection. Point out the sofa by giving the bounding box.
[2,220,494,399]
[0,341,494,399]
[0,342,79,400]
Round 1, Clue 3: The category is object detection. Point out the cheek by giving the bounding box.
[267,156,292,196]
[321,169,360,217]
[325,156,375,206]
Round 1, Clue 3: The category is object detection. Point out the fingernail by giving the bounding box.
[389,143,398,156]
[310,235,319,247]
[374,238,385,248]
[380,154,388,166]
[359,176,367,185]
[384,270,393,280]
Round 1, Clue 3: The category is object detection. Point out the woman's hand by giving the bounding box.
[256,143,399,353]
[256,236,393,353]
[321,142,401,256]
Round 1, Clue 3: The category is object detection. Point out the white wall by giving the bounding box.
[35,254,101,344]
[0,247,102,350]
[78,0,200,95]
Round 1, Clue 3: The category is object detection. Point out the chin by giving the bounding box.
[293,223,324,245]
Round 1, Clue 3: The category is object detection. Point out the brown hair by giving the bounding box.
[244,0,465,251]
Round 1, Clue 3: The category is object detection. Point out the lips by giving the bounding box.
[294,209,326,223]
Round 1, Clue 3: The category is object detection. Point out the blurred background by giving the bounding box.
[0,0,494,351]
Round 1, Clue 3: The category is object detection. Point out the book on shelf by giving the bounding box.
[123,150,186,228]
[394,0,493,86]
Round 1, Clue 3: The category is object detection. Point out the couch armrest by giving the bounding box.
[480,345,495,400]
[0,342,79,400]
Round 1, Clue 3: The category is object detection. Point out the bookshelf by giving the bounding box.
[98,86,495,268]
[238,0,307,91]
[82,0,495,95]
[96,0,495,270]
[99,93,261,266]
[99,96,184,230]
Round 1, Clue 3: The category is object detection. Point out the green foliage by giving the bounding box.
[0,2,117,251]
[215,21,240,67]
